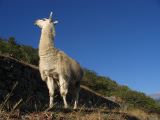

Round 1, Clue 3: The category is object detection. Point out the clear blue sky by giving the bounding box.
[0,0,160,95]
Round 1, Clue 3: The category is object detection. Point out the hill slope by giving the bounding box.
[0,54,119,110]
[0,37,160,114]
[0,55,152,120]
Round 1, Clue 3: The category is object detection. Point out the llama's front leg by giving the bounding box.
[62,94,68,108]
[59,76,68,108]
[46,76,55,108]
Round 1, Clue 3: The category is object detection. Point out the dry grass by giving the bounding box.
[120,108,160,120]
[0,107,140,120]
[125,109,148,120]
[0,111,124,120]
[0,81,23,112]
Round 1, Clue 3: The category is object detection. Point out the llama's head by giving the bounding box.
[34,12,58,36]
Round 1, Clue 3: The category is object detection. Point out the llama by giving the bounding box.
[34,12,83,109]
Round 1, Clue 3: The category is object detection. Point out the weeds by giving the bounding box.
[0,81,19,111]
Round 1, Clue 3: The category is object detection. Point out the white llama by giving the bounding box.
[34,12,83,109]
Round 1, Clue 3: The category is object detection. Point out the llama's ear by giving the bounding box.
[54,20,58,25]
[49,12,53,20]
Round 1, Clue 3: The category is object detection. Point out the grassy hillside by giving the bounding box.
[157,99,160,105]
[0,37,160,114]
[0,37,39,65]
[82,70,160,113]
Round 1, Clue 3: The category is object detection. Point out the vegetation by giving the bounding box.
[0,37,160,115]
[0,37,39,65]
[157,99,160,105]
[82,70,160,113]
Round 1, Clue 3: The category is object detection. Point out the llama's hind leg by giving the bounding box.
[46,76,55,108]
[73,81,80,109]
[59,76,68,108]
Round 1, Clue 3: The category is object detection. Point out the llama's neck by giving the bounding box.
[39,28,55,56]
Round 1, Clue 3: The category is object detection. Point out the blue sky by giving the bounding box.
[0,0,160,94]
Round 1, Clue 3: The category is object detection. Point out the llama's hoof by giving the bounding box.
[73,104,77,110]
[49,103,54,109]
[64,105,68,109]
